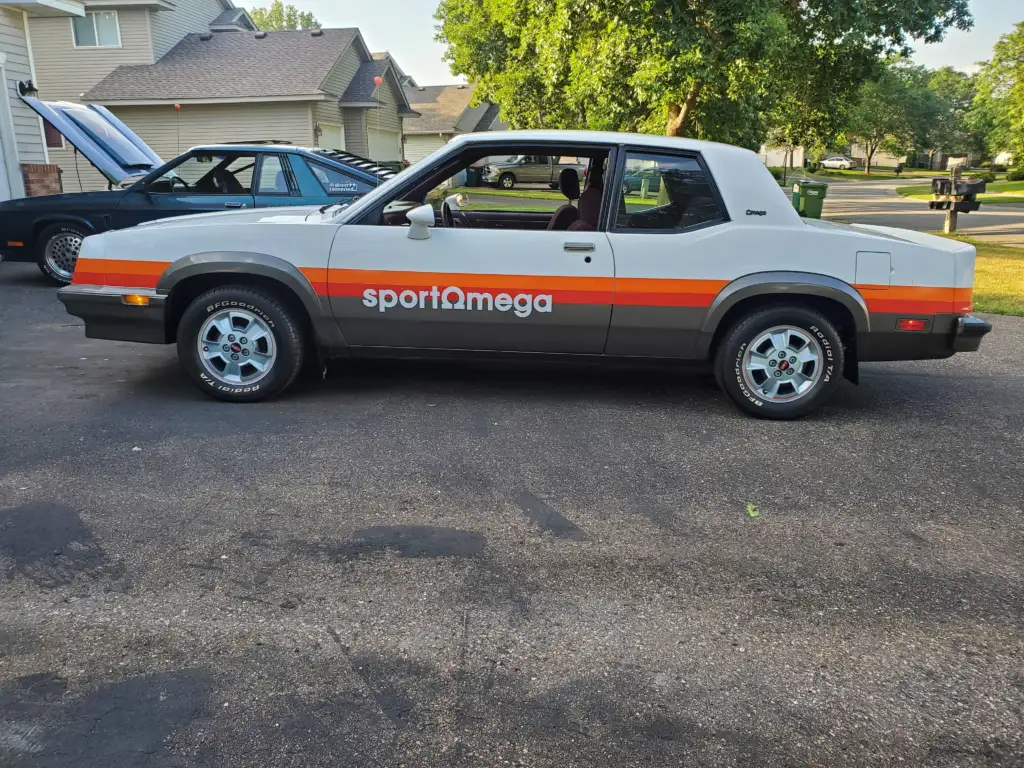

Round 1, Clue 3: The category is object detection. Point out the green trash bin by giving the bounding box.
[792,180,828,218]
[465,166,482,188]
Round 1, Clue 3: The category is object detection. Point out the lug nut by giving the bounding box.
[769,360,777,367]
[774,371,782,378]
[231,354,239,361]
[242,349,250,356]
[787,369,794,375]
[789,356,797,364]
[778,352,786,359]
[228,335,236,342]
[222,344,230,352]
[240,337,248,344]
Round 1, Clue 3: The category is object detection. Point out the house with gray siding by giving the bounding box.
[403,83,504,164]
[0,0,85,202]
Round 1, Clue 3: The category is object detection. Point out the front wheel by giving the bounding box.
[498,173,516,190]
[177,286,306,402]
[36,223,88,285]
[714,306,844,420]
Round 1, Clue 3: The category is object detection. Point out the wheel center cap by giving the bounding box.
[230,343,242,353]
[779,360,790,371]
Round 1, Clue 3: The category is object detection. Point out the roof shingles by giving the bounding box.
[403,84,476,134]
[84,29,358,102]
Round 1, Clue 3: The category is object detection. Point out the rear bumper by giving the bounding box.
[951,315,992,352]
[858,313,992,361]
[57,285,170,344]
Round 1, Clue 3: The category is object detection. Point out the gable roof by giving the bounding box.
[341,61,420,117]
[403,84,477,134]
[372,51,416,87]
[84,29,359,103]
[210,7,256,31]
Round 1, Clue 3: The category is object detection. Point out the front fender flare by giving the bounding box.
[694,271,870,358]
[156,251,346,353]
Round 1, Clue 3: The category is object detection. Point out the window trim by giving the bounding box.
[254,152,296,196]
[305,158,370,197]
[608,145,730,235]
[71,11,122,49]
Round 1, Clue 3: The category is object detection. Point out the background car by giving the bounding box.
[821,154,859,170]
[0,99,397,285]
[482,155,587,189]
[621,167,662,196]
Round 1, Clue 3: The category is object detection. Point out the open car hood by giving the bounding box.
[20,97,162,185]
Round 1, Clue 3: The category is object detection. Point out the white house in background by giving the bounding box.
[403,83,504,163]
[0,0,85,202]
[759,145,806,168]
[993,150,1015,167]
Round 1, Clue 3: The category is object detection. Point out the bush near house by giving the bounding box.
[1007,169,1024,181]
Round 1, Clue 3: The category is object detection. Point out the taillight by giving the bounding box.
[897,319,928,331]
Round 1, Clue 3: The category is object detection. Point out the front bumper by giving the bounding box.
[951,315,992,352]
[57,285,170,344]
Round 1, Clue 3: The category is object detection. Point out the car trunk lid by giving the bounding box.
[20,97,162,185]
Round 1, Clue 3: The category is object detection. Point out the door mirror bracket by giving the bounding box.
[406,204,435,240]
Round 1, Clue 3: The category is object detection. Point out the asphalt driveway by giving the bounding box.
[1,262,1022,767]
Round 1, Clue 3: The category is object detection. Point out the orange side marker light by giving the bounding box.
[122,294,151,307]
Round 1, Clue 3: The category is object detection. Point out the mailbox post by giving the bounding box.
[930,165,985,233]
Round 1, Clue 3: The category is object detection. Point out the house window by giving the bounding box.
[43,121,65,149]
[72,11,121,48]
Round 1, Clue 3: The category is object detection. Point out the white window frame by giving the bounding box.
[70,11,123,49]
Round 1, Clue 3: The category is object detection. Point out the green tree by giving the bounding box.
[844,60,939,173]
[249,1,319,31]
[927,67,983,166]
[973,21,1024,160]
[434,0,971,146]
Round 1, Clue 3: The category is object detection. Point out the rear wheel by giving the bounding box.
[177,286,305,402]
[36,223,88,285]
[499,173,516,190]
[714,306,844,420]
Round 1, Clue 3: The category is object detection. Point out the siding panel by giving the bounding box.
[368,78,401,132]
[1,9,46,164]
[313,44,359,141]
[150,0,224,60]
[29,9,154,102]
[342,108,366,156]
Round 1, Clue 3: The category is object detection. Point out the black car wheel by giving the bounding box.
[499,173,516,190]
[177,286,306,403]
[621,181,631,196]
[36,223,88,286]
[714,305,844,420]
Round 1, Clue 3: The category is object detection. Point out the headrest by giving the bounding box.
[559,168,580,201]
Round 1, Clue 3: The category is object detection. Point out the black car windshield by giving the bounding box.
[65,108,153,168]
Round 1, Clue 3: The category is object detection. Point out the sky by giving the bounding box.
[289,0,1020,86]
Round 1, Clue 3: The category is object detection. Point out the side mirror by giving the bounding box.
[406,204,435,240]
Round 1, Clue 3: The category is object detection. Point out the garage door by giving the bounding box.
[319,123,345,152]
[367,128,401,162]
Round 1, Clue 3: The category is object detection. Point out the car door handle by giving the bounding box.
[563,242,595,252]
[224,202,245,208]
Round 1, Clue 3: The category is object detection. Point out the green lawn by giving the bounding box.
[936,234,1024,316]
[896,180,1024,205]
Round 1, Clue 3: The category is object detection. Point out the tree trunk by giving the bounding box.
[665,82,702,137]
[866,144,876,175]
[928,148,937,170]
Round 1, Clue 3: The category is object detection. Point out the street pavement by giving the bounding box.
[1,262,1022,767]
[819,177,1024,246]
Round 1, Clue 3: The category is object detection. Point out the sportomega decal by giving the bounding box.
[362,287,553,318]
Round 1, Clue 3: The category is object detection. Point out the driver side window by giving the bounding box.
[147,153,256,195]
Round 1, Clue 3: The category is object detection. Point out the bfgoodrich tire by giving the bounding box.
[177,286,305,403]
[714,306,844,420]
[36,222,88,286]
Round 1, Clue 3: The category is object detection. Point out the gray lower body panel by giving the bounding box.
[57,286,169,344]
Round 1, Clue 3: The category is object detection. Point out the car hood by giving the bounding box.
[0,189,125,209]
[131,206,325,230]
[20,97,162,185]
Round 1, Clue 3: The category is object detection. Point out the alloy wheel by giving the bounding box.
[741,325,823,403]
[196,309,277,386]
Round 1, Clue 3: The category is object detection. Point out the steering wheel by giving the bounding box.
[442,201,471,228]
[169,176,189,193]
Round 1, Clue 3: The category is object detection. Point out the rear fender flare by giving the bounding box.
[694,271,870,358]
[156,251,347,353]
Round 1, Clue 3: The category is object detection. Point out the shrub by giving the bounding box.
[767,167,784,181]
[1007,168,1024,182]
[809,162,820,173]
[979,160,991,168]
[990,164,1008,173]
[970,172,997,184]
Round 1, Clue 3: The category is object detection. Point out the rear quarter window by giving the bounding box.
[305,160,374,196]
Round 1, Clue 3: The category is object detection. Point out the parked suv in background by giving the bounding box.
[483,155,588,189]
[821,155,859,170]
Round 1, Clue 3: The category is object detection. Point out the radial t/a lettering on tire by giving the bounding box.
[714,305,844,419]
[177,286,305,402]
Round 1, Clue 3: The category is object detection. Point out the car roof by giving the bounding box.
[450,130,756,161]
